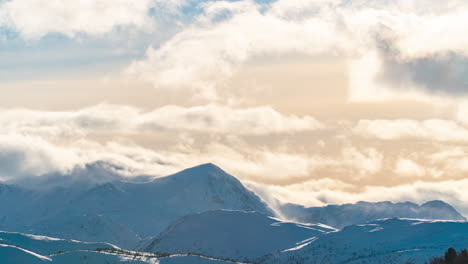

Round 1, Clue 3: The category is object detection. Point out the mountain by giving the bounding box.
[0,163,273,248]
[261,218,468,264]
[145,209,336,262]
[279,200,467,229]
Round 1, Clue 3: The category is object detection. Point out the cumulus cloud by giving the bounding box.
[138,105,324,134]
[0,104,323,137]
[394,158,425,178]
[125,0,349,99]
[0,103,325,183]
[0,0,186,39]
[123,0,468,101]
[354,119,468,142]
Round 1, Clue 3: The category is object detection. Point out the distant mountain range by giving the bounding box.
[279,200,466,228]
[0,163,467,263]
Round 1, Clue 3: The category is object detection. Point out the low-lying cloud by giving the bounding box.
[0,104,323,137]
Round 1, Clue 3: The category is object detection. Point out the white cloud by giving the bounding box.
[125,0,349,99]
[456,101,468,126]
[394,158,425,177]
[251,178,468,217]
[0,104,323,137]
[0,0,185,39]
[123,0,468,101]
[0,134,81,178]
[354,119,468,142]
[342,146,383,176]
[139,105,324,134]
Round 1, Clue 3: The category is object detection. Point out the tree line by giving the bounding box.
[428,248,468,264]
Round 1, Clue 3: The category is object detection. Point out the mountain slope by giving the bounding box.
[146,209,336,261]
[262,218,468,264]
[0,230,246,264]
[0,230,115,255]
[0,244,51,264]
[280,200,466,229]
[0,163,273,248]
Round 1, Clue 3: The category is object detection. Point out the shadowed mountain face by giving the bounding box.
[262,218,468,264]
[146,210,336,261]
[0,163,273,248]
[280,200,467,229]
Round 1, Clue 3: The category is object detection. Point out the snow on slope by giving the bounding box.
[0,230,237,264]
[0,230,115,255]
[28,214,141,249]
[0,244,51,264]
[280,200,467,229]
[262,218,468,264]
[146,210,336,262]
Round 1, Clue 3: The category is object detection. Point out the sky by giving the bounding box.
[1,0,468,215]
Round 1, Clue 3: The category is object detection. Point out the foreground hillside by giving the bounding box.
[2,218,468,264]
[0,231,242,264]
[262,218,468,264]
[146,210,336,261]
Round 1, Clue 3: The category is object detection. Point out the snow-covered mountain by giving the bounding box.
[280,200,466,229]
[0,163,273,248]
[1,162,467,263]
[145,209,336,261]
[261,218,468,264]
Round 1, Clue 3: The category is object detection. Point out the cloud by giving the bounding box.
[0,134,80,178]
[0,104,323,137]
[374,48,468,96]
[0,103,325,182]
[354,119,468,142]
[0,0,186,39]
[125,0,349,99]
[249,178,468,217]
[138,105,324,134]
[123,0,468,102]
[394,158,425,178]
[341,146,383,177]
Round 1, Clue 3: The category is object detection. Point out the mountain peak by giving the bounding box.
[187,163,224,172]
[169,163,234,182]
[421,200,451,208]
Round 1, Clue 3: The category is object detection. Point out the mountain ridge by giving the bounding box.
[279,199,467,229]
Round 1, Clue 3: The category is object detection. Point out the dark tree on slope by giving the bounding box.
[428,248,468,264]
[446,248,457,264]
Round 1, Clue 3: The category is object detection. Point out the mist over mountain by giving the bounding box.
[280,200,467,228]
[0,163,273,248]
